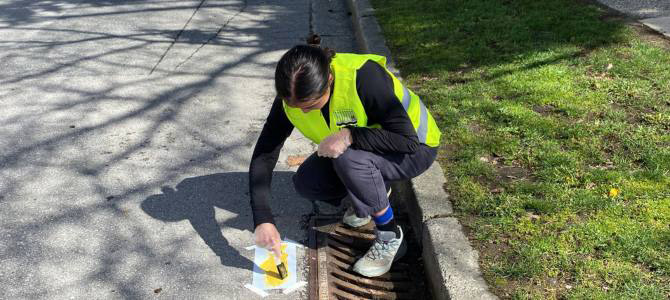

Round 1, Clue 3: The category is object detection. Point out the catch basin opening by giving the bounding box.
[308,216,429,300]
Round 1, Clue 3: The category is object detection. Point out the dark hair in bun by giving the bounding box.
[275,34,336,103]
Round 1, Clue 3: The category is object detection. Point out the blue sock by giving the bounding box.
[373,206,394,225]
[374,206,400,238]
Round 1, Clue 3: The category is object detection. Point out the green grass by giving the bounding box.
[370,0,670,298]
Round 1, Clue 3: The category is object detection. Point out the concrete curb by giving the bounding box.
[396,164,498,300]
[640,17,670,39]
[591,0,670,40]
[345,0,498,299]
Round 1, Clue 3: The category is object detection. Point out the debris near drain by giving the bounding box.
[287,154,309,167]
[309,216,428,300]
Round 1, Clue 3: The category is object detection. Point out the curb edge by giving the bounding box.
[345,0,400,77]
[345,0,499,299]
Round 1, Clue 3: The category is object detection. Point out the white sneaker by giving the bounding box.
[342,187,392,228]
[353,225,407,277]
[342,205,371,227]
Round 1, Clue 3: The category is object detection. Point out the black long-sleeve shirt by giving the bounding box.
[249,60,423,227]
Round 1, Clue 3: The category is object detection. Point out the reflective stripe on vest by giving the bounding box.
[399,84,430,145]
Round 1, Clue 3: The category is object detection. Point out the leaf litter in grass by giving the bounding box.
[438,143,459,162]
[532,104,557,116]
[477,152,534,195]
[589,160,615,170]
[629,22,670,51]
[468,122,484,134]
[533,104,572,118]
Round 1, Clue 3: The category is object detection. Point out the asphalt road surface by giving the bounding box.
[0,0,355,298]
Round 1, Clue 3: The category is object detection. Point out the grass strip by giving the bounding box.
[370,0,670,298]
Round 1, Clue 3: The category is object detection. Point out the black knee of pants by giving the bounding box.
[292,152,347,205]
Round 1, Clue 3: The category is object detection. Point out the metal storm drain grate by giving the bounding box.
[308,216,428,300]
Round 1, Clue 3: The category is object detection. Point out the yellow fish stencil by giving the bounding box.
[259,244,289,287]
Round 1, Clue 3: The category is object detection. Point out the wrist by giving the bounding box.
[255,222,276,230]
[342,128,353,146]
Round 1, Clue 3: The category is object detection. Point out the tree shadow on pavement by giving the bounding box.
[0,0,314,297]
[141,171,305,271]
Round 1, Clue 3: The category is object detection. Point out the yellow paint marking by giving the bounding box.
[260,244,289,287]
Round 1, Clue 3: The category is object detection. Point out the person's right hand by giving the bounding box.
[317,128,352,158]
[255,223,282,258]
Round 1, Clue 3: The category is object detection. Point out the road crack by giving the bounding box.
[308,0,314,35]
[149,0,208,74]
[173,0,249,71]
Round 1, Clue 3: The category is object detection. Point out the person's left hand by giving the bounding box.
[318,128,352,158]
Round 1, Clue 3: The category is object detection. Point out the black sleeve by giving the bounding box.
[348,60,421,154]
[249,96,294,228]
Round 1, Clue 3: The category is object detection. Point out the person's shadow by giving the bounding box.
[141,171,303,270]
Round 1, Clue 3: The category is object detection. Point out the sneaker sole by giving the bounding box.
[343,216,371,228]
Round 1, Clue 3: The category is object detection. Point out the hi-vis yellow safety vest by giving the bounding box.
[282,53,441,147]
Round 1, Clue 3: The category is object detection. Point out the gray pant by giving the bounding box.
[293,145,437,218]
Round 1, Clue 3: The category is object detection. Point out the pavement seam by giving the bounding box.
[173,0,249,71]
[346,1,499,299]
[426,213,454,220]
[308,0,314,35]
[149,0,208,74]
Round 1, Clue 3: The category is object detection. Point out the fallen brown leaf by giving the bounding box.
[491,187,505,194]
[286,154,308,167]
